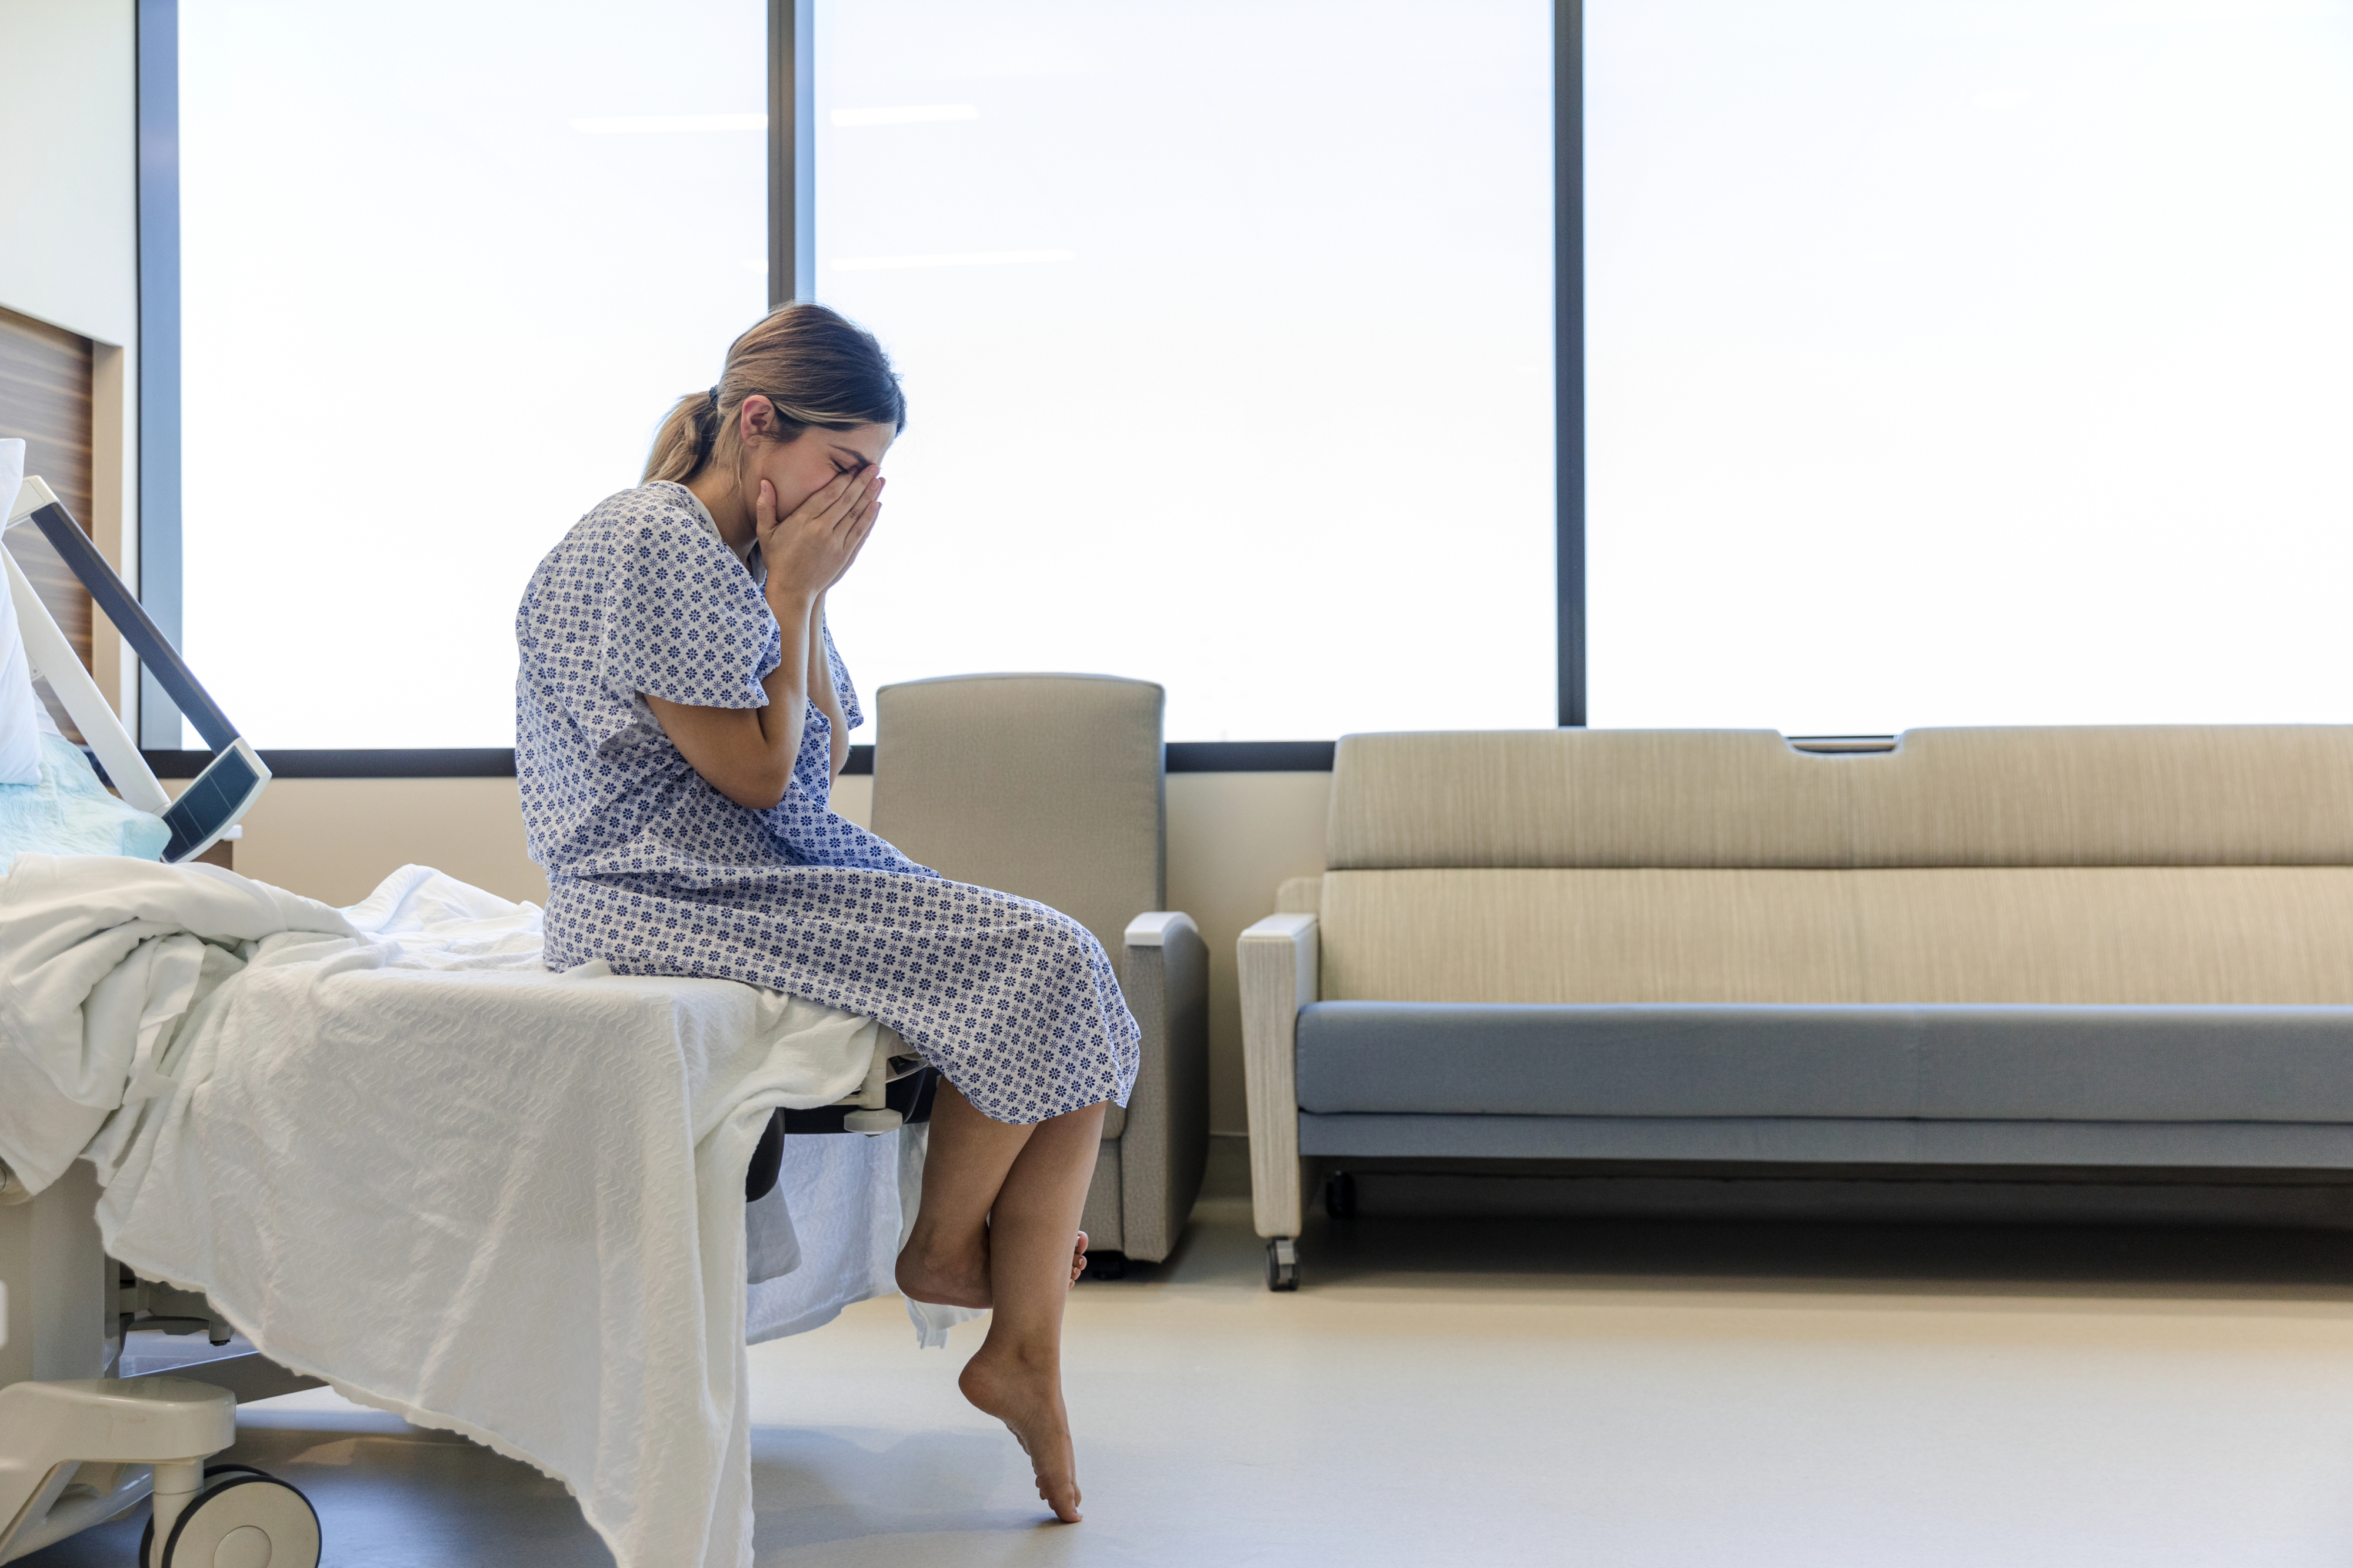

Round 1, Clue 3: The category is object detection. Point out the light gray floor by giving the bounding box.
[30,1193,2353,1567]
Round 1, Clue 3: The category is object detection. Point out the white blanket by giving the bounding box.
[0,856,978,1568]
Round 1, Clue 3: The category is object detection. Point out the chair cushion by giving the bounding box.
[1293,1001,2353,1123]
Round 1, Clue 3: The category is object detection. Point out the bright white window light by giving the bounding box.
[178,0,766,749]
[831,249,1076,272]
[814,0,1555,742]
[571,113,768,134]
[1586,0,2353,733]
[830,104,979,126]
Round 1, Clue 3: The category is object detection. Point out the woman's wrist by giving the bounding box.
[766,581,821,621]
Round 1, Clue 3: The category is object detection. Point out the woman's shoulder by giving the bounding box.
[558,483,740,573]
[578,482,725,543]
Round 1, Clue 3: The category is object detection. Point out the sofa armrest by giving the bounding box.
[1239,912,1318,1239]
[1274,875,1322,916]
[1118,912,1211,1262]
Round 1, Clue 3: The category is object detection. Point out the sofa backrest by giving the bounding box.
[1320,728,2353,1005]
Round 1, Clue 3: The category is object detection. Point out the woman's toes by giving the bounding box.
[959,1350,1083,1523]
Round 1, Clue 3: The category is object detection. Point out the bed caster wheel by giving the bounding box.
[1324,1170,1358,1219]
[1265,1237,1298,1292]
[141,1469,321,1568]
[1085,1250,1128,1280]
[138,1466,262,1567]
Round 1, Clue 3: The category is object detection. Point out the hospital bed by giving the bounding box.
[0,458,314,1565]
[0,460,946,1568]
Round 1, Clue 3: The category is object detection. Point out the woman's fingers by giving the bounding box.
[831,493,882,586]
[779,467,856,531]
[845,485,884,549]
[822,468,881,532]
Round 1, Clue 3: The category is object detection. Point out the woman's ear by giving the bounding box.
[738,394,776,442]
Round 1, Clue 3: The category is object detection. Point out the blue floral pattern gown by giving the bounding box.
[515,481,1139,1123]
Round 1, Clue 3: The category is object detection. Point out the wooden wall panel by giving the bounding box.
[0,306,98,742]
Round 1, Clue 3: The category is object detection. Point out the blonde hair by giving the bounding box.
[644,302,906,485]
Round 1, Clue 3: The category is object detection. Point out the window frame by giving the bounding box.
[135,0,1582,777]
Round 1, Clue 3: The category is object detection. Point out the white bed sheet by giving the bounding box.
[1,857,978,1568]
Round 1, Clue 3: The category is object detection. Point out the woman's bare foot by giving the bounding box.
[959,1342,1082,1522]
[896,1223,991,1309]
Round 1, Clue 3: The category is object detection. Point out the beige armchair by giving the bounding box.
[870,673,1210,1272]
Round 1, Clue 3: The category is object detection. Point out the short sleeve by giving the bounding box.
[822,622,863,732]
[604,503,778,709]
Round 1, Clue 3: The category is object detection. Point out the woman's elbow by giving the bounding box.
[714,764,791,812]
[725,780,789,812]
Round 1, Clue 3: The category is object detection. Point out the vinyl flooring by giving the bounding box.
[28,1183,2353,1567]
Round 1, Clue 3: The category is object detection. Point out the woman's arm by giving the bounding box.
[806,594,852,778]
[647,471,880,810]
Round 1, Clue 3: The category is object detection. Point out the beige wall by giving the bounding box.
[215,768,1332,1136]
[0,1,138,347]
[1,0,141,712]
[207,778,552,910]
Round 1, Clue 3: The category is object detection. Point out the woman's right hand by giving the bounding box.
[756,469,884,603]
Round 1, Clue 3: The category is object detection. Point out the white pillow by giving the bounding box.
[0,439,41,786]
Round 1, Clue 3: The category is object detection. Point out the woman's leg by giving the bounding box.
[955,1096,1108,1523]
[898,1082,1094,1306]
[896,1082,1032,1308]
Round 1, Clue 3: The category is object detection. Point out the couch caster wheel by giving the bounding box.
[1085,1250,1128,1280]
[1324,1169,1358,1218]
[142,1469,321,1568]
[1266,1237,1298,1291]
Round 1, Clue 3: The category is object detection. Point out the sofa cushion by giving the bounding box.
[1293,1001,2353,1122]
[1326,727,2353,872]
[1318,866,2353,1006]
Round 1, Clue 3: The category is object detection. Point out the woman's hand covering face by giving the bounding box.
[757,466,884,602]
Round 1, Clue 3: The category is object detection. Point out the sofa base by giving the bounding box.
[1298,1112,2353,1169]
[1314,1156,2353,1229]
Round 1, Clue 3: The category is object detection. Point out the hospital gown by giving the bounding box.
[515,481,1138,1123]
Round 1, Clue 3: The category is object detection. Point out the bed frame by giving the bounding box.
[3,475,268,863]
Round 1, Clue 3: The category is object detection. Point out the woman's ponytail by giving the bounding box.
[640,303,905,486]
[642,388,724,484]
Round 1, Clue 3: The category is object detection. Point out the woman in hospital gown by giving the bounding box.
[514,302,1135,1524]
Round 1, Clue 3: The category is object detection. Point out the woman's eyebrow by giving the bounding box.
[829,446,875,468]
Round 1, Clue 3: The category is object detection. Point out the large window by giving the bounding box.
[1586,0,2353,733]
[162,2,2353,755]
[176,1,767,749]
[811,1,1557,742]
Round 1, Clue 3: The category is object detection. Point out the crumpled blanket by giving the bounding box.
[0,853,352,1193]
[0,855,979,1568]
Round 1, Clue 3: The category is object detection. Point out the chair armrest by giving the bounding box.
[1117,912,1211,1261]
[1239,912,1318,1238]
[1124,910,1192,947]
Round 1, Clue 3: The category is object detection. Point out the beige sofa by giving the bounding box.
[1241,726,2353,1288]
